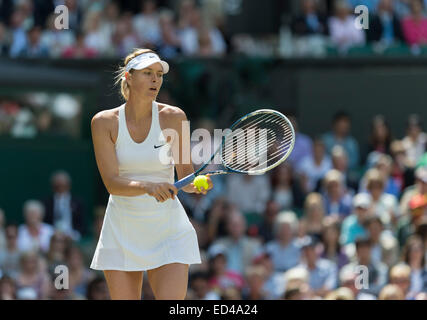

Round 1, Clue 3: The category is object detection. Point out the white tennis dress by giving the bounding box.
[90,101,201,271]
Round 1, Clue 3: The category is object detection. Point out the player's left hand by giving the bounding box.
[183,175,213,195]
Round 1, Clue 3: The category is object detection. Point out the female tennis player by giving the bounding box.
[90,48,213,300]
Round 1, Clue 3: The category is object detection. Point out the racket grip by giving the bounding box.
[174,173,196,190]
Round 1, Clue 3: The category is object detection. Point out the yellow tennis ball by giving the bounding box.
[193,175,209,192]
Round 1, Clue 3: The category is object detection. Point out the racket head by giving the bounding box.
[219,109,295,175]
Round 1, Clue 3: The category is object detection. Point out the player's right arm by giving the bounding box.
[90,111,176,202]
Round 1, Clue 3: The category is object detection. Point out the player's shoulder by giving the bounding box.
[91,106,121,129]
[158,103,187,119]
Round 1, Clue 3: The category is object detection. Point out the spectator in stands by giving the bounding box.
[157,9,181,59]
[324,286,355,299]
[0,224,21,279]
[86,277,110,300]
[323,111,360,170]
[320,217,350,270]
[341,193,372,245]
[270,163,305,211]
[297,235,338,297]
[43,170,85,241]
[40,14,75,58]
[17,200,54,254]
[328,0,366,53]
[402,235,427,298]
[402,0,427,46]
[189,271,221,300]
[322,169,353,219]
[397,193,427,246]
[402,114,427,168]
[330,145,359,192]
[378,283,405,299]
[373,154,401,197]
[343,236,389,296]
[297,137,332,193]
[83,11,112,56]
[241,265,268,300]
[390,140,412,193]
[65,245,95,298]
[258,200,280,244]
[0,275,16,300]
[339,264,376,299]
[0,22,10,56]
[15,251,51,300]
[62,30,98,58]
[400,166,427,217]
[367,115,392,156]
[389,263,413,299]
[205,198,229,244]
[364,168,400,227]
[210,209,261,274]
[299,193,326,241]
[366,0,405,45]
[64,0,82,31]
[17,25,49,57]
[226,174,271,216]
[291,0,329,36]
[364,216,399,267]
[46,231,71,275]
[133,0,161,48]
[9,9,28,57]
[265,211,301,272]
[287,115,313,169]
[252,251,286,299]
[207,243,245,292]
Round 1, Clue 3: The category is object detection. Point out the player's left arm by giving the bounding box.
[161,106,212,194]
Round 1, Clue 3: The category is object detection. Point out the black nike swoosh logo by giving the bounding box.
[154,144,166,149]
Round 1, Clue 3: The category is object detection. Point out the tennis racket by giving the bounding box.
[174,109,295,190]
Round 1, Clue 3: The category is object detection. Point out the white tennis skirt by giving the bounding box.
[90,194,201,271]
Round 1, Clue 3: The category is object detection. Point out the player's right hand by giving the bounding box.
[144,182,178,202]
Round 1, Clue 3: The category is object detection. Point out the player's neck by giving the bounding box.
[125,97,153,122]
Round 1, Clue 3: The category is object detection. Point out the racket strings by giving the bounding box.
[221,112,294,173]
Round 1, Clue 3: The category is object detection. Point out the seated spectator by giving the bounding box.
[401,0,427,46]
[320,217,350,270]
[251,251,286,299]
[62,30,98,58]
[209,209,261,274]
[9,9,28,58]
[0,275,16,300]
[0,22,10,56]
[241,265,268,300]
[390,140,412,193]
[157,9,181,59]
[297,137,332,193]
[364,216,399,267]
[366,0,405,45]
[330,145,359,192]
[207,244,245,292]
[257,200,280,244]
[388,264,413,299]
[402,235,427,298]
[283,266,313,300]
[366,115,392,157]
[17,200,54,254]
[339,264,377,299]
[378,284,405,299]
[15,251,51,300]
[400,166,427,217]
[226,174,271,216]
[322,169,353,219]
[297,235,338,297]
[86,277,110,300]
[133,0,161,48]
[341,193,372,245]
[299,193,326,241]
[324,286,355,300]
[46,232,71,275]
[112,12,142,58]
[0,224,21,279]
[40,14,75,58]
[343,237,389,296]
[65,246,95,298]
[264,211,301,272]
[375,154,401,198]
[42,170,85,241]
[83,11,112,56]
[287,116,313,169]
[322,111,360,170]
[328,0,366,53]
[364,168,400,227]
[291,0,329,36]
[189,271,221,300]
[205,198,230,244]
[64,0,82,31]
[397,193,427,246]
[402,114,427,168]
[271,163,305,211]
[17,25,49,58]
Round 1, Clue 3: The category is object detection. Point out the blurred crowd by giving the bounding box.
[3,0,427,59]
[1,111,427,300]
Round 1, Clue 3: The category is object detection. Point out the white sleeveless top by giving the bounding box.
[90,100,201,271]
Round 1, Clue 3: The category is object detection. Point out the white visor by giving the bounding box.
[125,52,169,74]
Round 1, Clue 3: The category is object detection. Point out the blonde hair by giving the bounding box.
[115,48,158,101]
[390,263,411,280]
[379,284,405,300]
[365,168,385,189]
[304,192,325,212]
